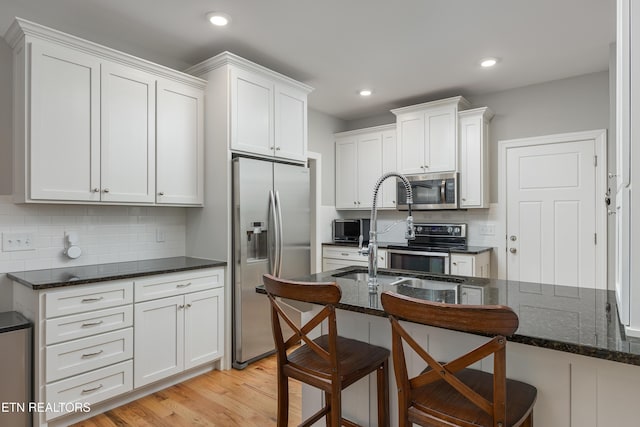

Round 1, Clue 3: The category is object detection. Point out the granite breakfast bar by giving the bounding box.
[264,267,640,427]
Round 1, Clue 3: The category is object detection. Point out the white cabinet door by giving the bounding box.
[396,112,425,174]
[101,62,156,203]
[230,67,274,157]
[459,108,492,208]
[450,254,474,277]
[29,40,101,202]
[381,130,398,208]
[156,79,204,205]
[425,105,457,172]
[134,295,184,387]
[184,288,224,369]
[275,84,307,162]
[357,132,383,209]
[335,138,358,209]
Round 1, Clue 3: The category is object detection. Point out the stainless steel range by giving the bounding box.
[386,223,467,274]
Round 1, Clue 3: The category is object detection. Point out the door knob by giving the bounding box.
[509,248,517,254]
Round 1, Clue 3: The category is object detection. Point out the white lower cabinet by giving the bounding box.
[322,245,387,271]
[450,251,491,278]
[12,267,224,427]
[134,277,224,388]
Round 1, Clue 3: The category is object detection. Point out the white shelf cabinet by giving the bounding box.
[227,58,310,163]
[392,96,470,175]
[335,125,397,210]
[6,18,206,206]
[450,251,491,278]
[134,270,224,388]
[458,107,494,208]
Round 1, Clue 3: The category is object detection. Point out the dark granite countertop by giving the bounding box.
[7,257,227,290]
[0,311,31,333]
[323,242,492,255]
[258,266,640,367]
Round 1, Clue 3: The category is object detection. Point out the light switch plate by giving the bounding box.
[2,232,35,251]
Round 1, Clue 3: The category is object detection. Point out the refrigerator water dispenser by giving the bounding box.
[246,221,267,261]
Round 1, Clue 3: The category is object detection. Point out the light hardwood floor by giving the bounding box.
[71,355,301,427]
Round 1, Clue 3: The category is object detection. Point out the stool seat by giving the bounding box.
[287,335,390,386]
[410,368,538,427]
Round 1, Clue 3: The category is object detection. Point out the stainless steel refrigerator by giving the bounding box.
[232,156,310,369]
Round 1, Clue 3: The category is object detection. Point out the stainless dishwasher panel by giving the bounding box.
[0,311,32,427]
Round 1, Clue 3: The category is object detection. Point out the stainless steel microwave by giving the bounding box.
[396,172,458,210]
[332,219,370,243]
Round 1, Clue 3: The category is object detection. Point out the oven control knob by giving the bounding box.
[416,226,422,233]
[454,227,460,234]
[447,227,453,233]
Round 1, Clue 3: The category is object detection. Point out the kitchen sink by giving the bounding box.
[332,271,401,285]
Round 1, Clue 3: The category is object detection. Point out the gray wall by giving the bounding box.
[0,40,12,195]
[340,71,611,204]
[307,108,346,206]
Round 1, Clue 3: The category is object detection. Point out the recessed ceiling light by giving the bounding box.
[207,12,231,26]
[480,57,498,68]
[359,89,372,97]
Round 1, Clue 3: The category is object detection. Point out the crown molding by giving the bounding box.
[390,96,471,116]
[334,123,396,138]
[458,106,495,121]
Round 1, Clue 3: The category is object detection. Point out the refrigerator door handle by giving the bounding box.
[269,190,280,276]
[275,190,284,277]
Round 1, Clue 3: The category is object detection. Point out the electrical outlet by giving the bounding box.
[2,232,35,252]
[479,224,496,236]
[156,229,166,243]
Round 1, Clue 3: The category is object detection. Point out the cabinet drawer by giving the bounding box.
[322,246,368,260]
[134,268,224,302]
[45,280,133,318]
[46,305,133,345]
[46,360,133,420]
[46,328,133,383]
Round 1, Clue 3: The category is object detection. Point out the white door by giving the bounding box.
[101,62,156,203]
[156,79,204,205]
[134,295,184,387]
[184,288,224,369]
[505,139,599,288]
[274,84,307,162]
[357,133,383,209]
[230,67,274,157]
[29,40,101,201]
[335,138,358,209]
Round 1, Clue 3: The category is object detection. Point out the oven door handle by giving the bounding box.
[440,179,446,203]
[387,249,450,257]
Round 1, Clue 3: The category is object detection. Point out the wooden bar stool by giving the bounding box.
[263,273,390,427]
[380,291,537,427]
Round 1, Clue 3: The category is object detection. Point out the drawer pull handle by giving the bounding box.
[81,320,104,327]
[81,384,104,394]
[81,297,104,303]
[341,253,349,256]
[176,282,192,288]
[81,350,104,359]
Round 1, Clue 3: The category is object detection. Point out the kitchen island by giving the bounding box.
[261,267,640,427]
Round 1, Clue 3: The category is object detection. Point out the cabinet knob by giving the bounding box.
[276,146,281,151]
[353,201,357,205]
[608,210,617,216]
[103,188,110,193]
[509,248,517,254]
[452,262,457,266]
[270,146,275,150]
[186,303,192,308]
[461,198,466,201]
[92,188,100,193]
[178,304,185,309]
[158,192,165,196]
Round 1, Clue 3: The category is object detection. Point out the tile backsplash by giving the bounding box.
[0,195,187,310]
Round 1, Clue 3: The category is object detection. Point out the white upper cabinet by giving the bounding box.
[188,52,312,164]
[230,67,274,157]
[334,125,397,210]
[101,63,156,204]
[156,79,204,206]
[6,18,206,205]
[392,96,469,174]
[275,84,308,162]
[459,107,493,209]
[28,40,101,202]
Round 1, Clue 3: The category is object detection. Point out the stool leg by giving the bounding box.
[329,387,341,427]
[377,360,390,427]
[277,371,289,427]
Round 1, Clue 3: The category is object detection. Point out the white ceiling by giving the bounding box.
[0,0,615,121]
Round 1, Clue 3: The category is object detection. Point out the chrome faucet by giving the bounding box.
[360,172,415,287]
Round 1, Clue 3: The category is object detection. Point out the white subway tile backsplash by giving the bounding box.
[0,196,187,274]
